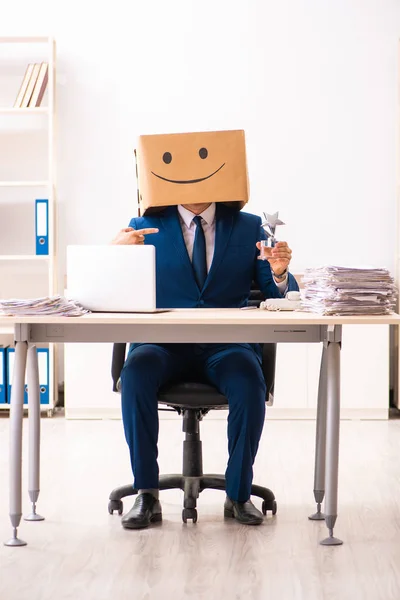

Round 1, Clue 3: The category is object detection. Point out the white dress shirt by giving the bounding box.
[177,203,288,292]
[177,203,217,272]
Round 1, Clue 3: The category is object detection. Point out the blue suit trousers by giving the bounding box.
[120,343,267,502]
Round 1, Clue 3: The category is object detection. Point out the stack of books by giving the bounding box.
[13,62,48,108]
[301,266,397,315]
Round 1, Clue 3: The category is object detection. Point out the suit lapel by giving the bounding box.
[202,204,234,293]
[159,207,195,279]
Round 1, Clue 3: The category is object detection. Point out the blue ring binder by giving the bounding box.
[7,347,49,405]
[35,199,49,256]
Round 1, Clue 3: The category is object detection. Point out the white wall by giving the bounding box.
[2,0,399,411]
[3,0,400,273]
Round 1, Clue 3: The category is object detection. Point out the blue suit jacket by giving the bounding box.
[129,204,298,310]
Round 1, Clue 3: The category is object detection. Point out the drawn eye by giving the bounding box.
[199,148,208,159]
[163,152,172,164]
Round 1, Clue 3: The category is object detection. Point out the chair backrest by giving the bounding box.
[248,281,265,307]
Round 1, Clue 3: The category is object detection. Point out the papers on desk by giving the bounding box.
[0,295,90,317]
[301,266,397,315]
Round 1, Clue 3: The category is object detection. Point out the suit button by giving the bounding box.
[199,300,205,306]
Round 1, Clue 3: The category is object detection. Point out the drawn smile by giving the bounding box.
[151,163,225,184]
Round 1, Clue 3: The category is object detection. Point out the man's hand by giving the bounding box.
[111,227,159,245]
[256,241,292,276]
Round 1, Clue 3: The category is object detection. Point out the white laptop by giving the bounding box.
[67,245,162,313]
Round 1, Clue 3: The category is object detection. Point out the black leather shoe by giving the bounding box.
[224,496,264,525]
[121,493,162,530]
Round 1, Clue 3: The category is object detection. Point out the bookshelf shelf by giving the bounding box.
[0,37,50,44]
[0,255,49,261]
[0,108,48,114]
[0,180,49,187]
[0,37,57,412]
[0,326,13,334]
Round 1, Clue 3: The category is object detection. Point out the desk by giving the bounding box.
[1,309,398,547]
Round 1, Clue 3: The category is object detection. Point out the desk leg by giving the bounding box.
[320,331,343,546]
[309,345,327,521]
[4,341,28,547]
[24,345,44,522]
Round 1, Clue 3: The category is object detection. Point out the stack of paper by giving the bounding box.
[302,266,397,315]
[0,296,89,317]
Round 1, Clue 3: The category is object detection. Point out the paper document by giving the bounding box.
[0,295,90,317]
[301,266,396,316]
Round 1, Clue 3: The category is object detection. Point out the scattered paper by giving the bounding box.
[0,296,90,317]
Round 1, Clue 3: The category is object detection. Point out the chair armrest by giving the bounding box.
[111,343,127,392]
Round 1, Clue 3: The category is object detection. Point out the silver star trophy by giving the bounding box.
[259,211,285,260]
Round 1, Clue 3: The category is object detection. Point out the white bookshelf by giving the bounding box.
[0,36,57,415]
[0,255,50,261]
[0,326,13,334]
[0,181,49,187]
[0,108,48,114]
[0,37,50,44]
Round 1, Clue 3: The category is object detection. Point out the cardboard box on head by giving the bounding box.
[136,129,249,215]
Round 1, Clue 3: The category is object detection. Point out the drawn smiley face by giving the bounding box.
[151,147,225,185]
[137,130,248,213]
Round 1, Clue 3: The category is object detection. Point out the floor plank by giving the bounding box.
[1,416,400,600]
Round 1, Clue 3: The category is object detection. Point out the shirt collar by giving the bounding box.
[177,203,216,228]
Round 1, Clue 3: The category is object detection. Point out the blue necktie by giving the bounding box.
[192,216,207,290]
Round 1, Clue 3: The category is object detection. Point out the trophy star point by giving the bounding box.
[262,211,285,237]
[263,211,285,227]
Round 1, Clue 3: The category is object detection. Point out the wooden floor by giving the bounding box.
[2,416,400,600]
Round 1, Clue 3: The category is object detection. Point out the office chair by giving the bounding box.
[108,286,278,523]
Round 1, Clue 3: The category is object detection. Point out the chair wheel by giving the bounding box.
[262,499,277,516]
[108,499,123,515]
[182,508,198,523]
